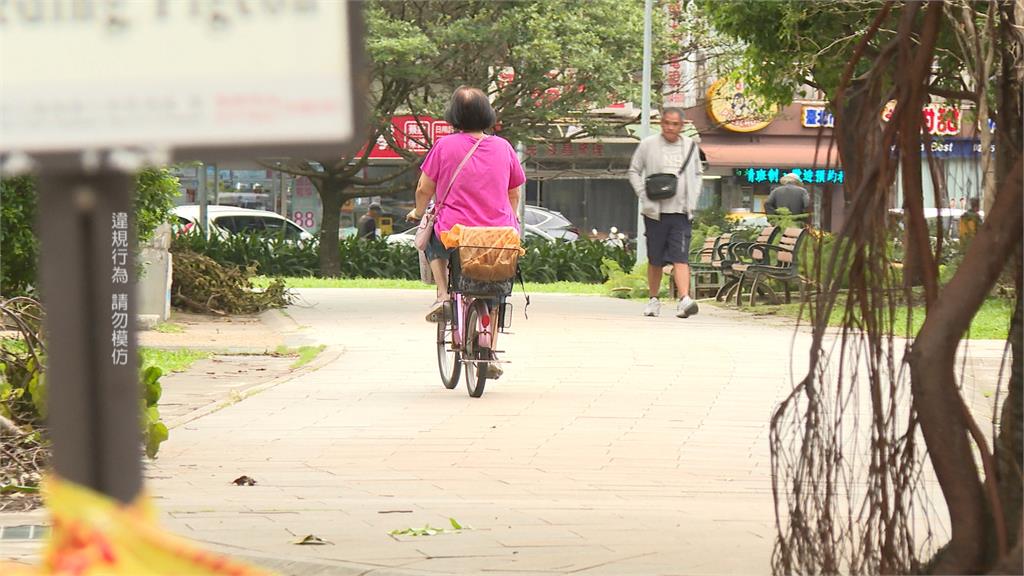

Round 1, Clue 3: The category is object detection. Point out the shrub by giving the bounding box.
[0,177,38,297]
[519,237,634,283]
[0,169,180,296]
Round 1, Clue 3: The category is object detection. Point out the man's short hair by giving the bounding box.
[780,172,802,185]
[368,202,382,213]
[661,107,685,122]
[444,86,496,132]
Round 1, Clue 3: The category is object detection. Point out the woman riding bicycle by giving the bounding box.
[407,86,525,322]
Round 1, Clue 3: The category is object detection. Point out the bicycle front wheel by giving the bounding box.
[463,302,490,398]
[437,303,460,390]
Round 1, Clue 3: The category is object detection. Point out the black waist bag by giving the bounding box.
[644,141,697,201]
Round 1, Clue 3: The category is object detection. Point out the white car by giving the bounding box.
[172,205,313,241]
[385,223,554,246]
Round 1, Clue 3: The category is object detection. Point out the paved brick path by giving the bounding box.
[1,290,1006,575]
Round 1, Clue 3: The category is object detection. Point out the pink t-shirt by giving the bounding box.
[421,133,526,234]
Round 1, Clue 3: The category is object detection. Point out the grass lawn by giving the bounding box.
[252,276,607,295]
[139,348,212,373]
[741,296,1012,340]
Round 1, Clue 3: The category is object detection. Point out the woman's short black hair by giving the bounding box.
[444,86,496,132]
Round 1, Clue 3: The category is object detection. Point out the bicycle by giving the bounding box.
[436,254,514,398]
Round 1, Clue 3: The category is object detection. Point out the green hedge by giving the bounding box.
[173,232,636,284]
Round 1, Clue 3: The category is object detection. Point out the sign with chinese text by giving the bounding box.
[734,167,845,185]
[706,78,779,133]
[1,1,363,160]
[365,116,454,159]
[880,101,961,136]
[801,106,835,128]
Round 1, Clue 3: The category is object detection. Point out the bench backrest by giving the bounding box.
[697,235,718,265]
[714,233,732,262]
[776,227,807,265]
[749,226,779,262]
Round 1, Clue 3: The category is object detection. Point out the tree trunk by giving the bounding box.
[994,3,1023,563]
[911,158,1023,574]
[997,254,1023,560]
[317,180,344,278]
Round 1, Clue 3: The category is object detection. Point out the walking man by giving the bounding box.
[627,107,702,318]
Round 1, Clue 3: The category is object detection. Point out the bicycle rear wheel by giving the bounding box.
[463,302,490,398]
[437,303,460,390]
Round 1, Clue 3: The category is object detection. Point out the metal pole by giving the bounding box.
[198,163,208,237]
[516,142,526,227]
[636,0,653,264]
[37,170,142,504]
[212,163,219,206]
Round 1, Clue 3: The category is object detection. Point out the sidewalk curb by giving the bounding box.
[165,345,345,430]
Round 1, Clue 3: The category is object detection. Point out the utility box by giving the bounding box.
[137,223,173,326]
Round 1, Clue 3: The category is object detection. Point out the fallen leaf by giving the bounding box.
[294,534,332,545]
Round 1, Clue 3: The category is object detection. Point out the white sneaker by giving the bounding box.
[676,296,699,318]
[642,297,661,317]
[425,300,445,323]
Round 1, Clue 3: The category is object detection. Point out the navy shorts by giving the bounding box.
[644,213,691,267]
[424,229,451,262]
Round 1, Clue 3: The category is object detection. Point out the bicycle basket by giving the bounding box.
[444,225,524,282]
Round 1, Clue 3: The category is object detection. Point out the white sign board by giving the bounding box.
[0,0,363,159]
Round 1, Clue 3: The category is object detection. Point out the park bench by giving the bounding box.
[730,227,809,306]
[665,232,732,299]
[716,227,777,302]
[689,234,729,299]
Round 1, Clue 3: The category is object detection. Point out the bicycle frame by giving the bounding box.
[449,292,496,353]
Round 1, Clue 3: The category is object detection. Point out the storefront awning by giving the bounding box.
[701,141,842,169]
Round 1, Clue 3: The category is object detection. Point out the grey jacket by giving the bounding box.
[765,184,810,215]
[627,134,703,220]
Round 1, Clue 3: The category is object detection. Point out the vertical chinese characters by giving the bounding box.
[111,212,129,366]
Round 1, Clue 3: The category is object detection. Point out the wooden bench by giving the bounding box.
[732,227,809,305]
[689,234,728,299]
[717,227,777,302]
[664,233,732,299]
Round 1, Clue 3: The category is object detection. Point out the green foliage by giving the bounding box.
[172,229,320,277]
[182,231,633,285]
[138,348,211,374]
[0,170,179,296]
[137,364,168,458]
[519,237,634,284]
[601,258,661,299]
[702,1,975,107]
[367,0,655,142]
[134,168,180,247]
[0,177,39,297]
[1,299,170,457]
[339,237,419,280]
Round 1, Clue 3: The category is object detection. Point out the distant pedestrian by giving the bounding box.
[627,107,702,319]
[958,197,983,243]
[358,203,382,239]
[765,173,810,217]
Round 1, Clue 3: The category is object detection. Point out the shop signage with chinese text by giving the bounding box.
[881,102,961,136]
[735,167,845,185]
[801,106,835,128]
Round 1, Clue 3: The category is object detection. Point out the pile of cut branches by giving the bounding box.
[0,297,47,511]
[171,250,291,315]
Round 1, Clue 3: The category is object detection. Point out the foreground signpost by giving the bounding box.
[1,0,365,504]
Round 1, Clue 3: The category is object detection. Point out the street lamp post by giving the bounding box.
[636,0,653,264]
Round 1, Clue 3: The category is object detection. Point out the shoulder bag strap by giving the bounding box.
[676,139,698,176]
[434,135,487,214]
